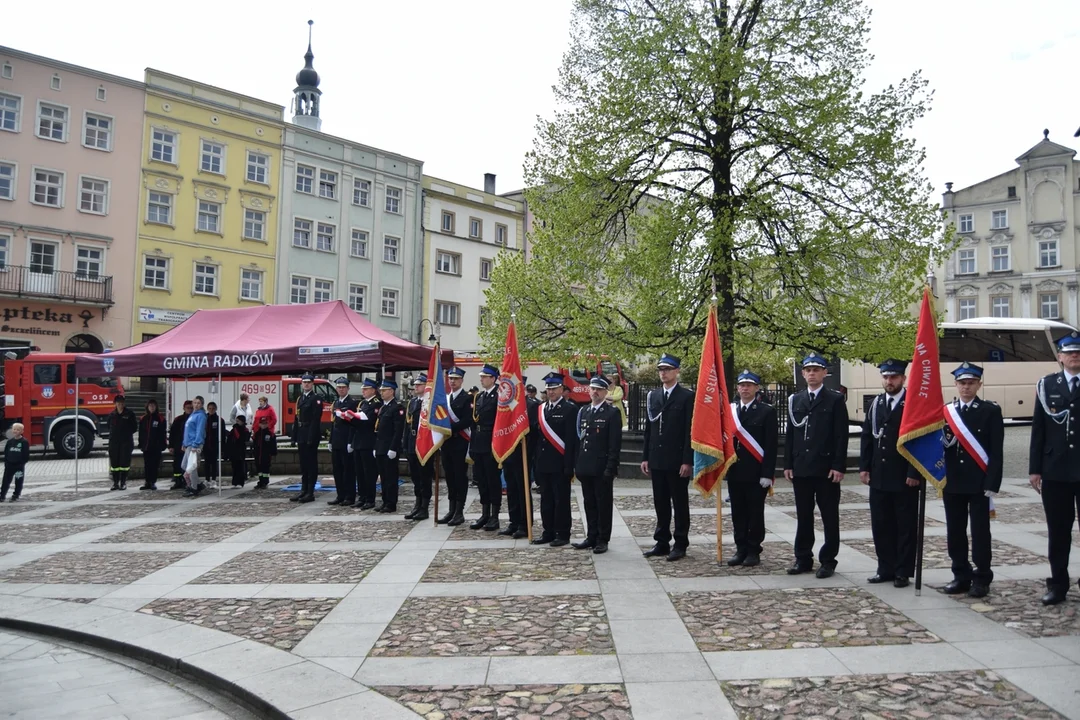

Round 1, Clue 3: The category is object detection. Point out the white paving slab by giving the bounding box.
[704,647,850,680]
[486,654,622,684]
[356,656,491,686]
[828,641,986,674]
[625,680,738,720]
[999,665,1080,720]
[954,638,1076,669]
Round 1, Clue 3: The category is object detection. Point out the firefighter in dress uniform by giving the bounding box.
[439,367,473,526]
[374,379,405,513]
[469,365,501,531]
[727,370,778,567]
[531,372,578,546]
[328,377,359,507]
[292,373,323,504]
[572,376,622,554]
[107,395,138,491]
[405,374,434,521]
[352,379,382,509]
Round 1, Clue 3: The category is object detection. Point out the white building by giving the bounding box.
[941,131,1079,326]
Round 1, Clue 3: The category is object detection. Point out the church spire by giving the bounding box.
[292,20,322,131]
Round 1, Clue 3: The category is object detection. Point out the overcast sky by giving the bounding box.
[4,1,1077,199]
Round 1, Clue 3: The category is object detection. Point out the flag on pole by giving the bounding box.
[416,343,453,466]
[491,320,530,466]
[897,288,947,493]
[690,304,738,497]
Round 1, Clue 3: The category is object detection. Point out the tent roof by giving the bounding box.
[75,301,453,377]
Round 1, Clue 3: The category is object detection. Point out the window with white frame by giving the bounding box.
[385,186,402,214]
[350,229,368,258]
[316,223,335,252]
[29,240,57,274]
[0,93,19,132]
[295,164,314,193]
[246,151,268,184]
[197,200,221,233]
[240,268,263,301]
[479,258,492,282]
[318,170,336,199]
[958,298,976,321]
[79,177,108,214]
[313,278,333,303]
[353,178,370,206]
[76,246,103,279]
[151,128,176,163]
[441,211,455,233]
[36,102,67,141]
[1040,293,1060,320]
[478,305,490,328]
[958,214,973,234]
[348,284,367,313]
[469,217,482,239]
[495,223,508,246]
[194,263,218,296]
[143,256,168,289]
[1039,239,1059,268]
[383,235,400,264]
[957,248,975,275]
[991,209,1008,229]
[436,251,461,275]
[381,288,399,317]
[293,218,312,248]
[1,64,11,80]
[991,296,1011,318]
[991,245,1010,272]
[0,234,8,269]
[50,74,61,91]
[435,301,460,326]
[147,192,172,225]
[96,87,106,101]
[83,113,111,150]
[0,162,14,200]
[32,168,63,207]
[200,140,224,174]
[290,275,309,304]
[244,209,265,241]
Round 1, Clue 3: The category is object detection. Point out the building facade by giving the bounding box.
[422,174,524,353]
[0,47,143,353]
[132,70,284,349]
[941,132,1080,325]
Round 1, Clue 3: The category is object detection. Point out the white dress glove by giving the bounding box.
[759,477,772,489]
[359,412,369,421]
[387,450,397,460]
[372,450,377,457]
[984,490,997,498]
[334,409,344,418]
[347,444,353,454]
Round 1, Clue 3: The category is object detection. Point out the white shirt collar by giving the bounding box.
[1063,369,1080,385]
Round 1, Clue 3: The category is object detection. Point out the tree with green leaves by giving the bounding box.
[483,0,950,385]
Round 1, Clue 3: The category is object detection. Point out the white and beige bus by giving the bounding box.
[841,318,1076,423]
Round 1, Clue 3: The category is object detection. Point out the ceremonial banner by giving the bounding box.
[690,304,738,497]
[897,288,947,493]
[491,321,530,465]
[416,343,453,466]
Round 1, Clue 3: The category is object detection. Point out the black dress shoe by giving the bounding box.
[531,536,554,545]
[298,494,314,504]
[727,553,747,567]
[361,502,376,510]
[1042,587,1068,606]
[867,574,894,584]
[592,543,608,554]
[787,564,813,575]
[941,579,971,595]
[327,499,343,506]
[512,529,528,539]
[893,577,910,588]
[967,583,989,599]
[571,539,596,550]
[483,517,500,531]
[643,544,670,558]
[550,538,569,547]
[815,565,835,579]
[498,524,517,536]
[666,547,687,562]
[290,495,302,502]
[742,553,760,567]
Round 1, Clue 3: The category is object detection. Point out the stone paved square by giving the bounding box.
[0,523,99,544]
[373,594,613,657]
[110,487,191,500]
[721,670,1062,719]
[991,502,1048,524]
[613,494,657,511]
[0,504,46,517]
[192,550,384,584]
[374,684,633,720]
[647,543,795,577]
[40,504,159,520]
[0,551,191,584]
[1034,530,1080,548]
[139,597,339,650]
[94,522,258,544]
[269,520,414,543]
[672,587,940,651]
[951,579,1080,637]
[847,535,1045,569]
[13,491,110,502]
[624,514,733,538]
[762,488,870,507]
[421,548,597,583]
[177,502,294,518]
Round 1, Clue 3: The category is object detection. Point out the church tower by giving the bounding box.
[291,20,322,131]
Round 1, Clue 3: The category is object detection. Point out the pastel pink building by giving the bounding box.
[0,47,143,354]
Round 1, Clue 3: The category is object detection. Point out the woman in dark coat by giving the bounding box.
[138,399,168,491]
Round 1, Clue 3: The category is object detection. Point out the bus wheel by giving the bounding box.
[54,424,93,459]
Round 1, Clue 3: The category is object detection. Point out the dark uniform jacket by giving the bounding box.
[574,402,622,478]
[405,395,423,455]
[446,389,474,444]
[728,399,778,483]
[642,384,694,471]
[293,391,323,445]
[535,397,577,475]
[859,392,919,491]
[226,425,250,463]
[169,413,189,453]
[943,397,1004,494]
[375,398,405,456]
[330,395,359,450]
[353,395,381,450]
[1028,371,1080,483]
[138,412,168,455]
[784,387,849,477]
[470,387,498,454]
[254,427,277,464]
[203,413,226,461]
[107,409,138,456]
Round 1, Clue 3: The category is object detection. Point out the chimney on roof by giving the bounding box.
[484,173,496,195]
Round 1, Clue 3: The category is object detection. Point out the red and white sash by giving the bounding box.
[731,402,764,463]
[447,394,471,441]
[943,403,988,472]
[538,403,566,455]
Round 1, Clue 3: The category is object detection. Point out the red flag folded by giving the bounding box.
[491,320,530,465]
[690,304,738,497]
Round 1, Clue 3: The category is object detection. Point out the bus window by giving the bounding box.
[33,364,61,385]
[940,328,1056,363]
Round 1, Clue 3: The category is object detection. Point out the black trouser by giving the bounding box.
[144,451,162,487]
[231,458,246,486]
[355,447,377,504]
[408,452,433,505]
[651,468,691,550]
[298,442,319,495]
[203,448,220,482]
[579,474,613,544]
[109,447,133,484]
[536,470,572,540]
[503,447,528,528]
[378,454,399,509]
[331,445,354,503]
[943,491,993,585]
[443,439,469,505]
[792,476,841,567]
[171,450,185,484]
[869,485,919,579]
[729,481,769,556]
[1041,481,1079,590]
[256,456,272,483]
[471,451,501,514]
[1,463,26,499]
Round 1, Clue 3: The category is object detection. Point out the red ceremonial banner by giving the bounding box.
[491,321,530,465]
[690,304,738,497]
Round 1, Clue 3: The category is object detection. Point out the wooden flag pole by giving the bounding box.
[432,450,441,528]
[716,483,724,564]
[914,477,927,596]
[522,443,533,542]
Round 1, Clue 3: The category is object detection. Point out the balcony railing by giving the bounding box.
[0,265,114,305]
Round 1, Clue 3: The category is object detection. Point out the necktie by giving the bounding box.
[960,403,968,415]
[809,392,816,403]
[887,397,894,412]
[1072,377,1079,394]
[664,390,670,402]
[548,403,553,412]
[738,404,745,418]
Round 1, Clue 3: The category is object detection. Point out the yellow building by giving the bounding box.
[132,69,284,351]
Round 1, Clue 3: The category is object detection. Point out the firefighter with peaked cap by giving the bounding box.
[440,366,473,526]
[328,376,359,506]
[405,374,434,521]
[469,364,502,531]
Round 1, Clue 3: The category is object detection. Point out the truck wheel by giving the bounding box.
[54,424,93,459]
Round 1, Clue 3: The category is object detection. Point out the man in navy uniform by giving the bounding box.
[351,378,381,510]
[640,353,695,562]
[1029,331,1080,605]
[328,377,359,507]
[784,352,850,578]
[293,373,323,504]
[860,360,921,588]
[573,377,622,554]
[439,366,473,526]
[727,370,778,567]
[532,372,578,546]
[469,364,501,531]
[941,362,1004,599]
[405,374,434,521]
[374,378,405,513]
